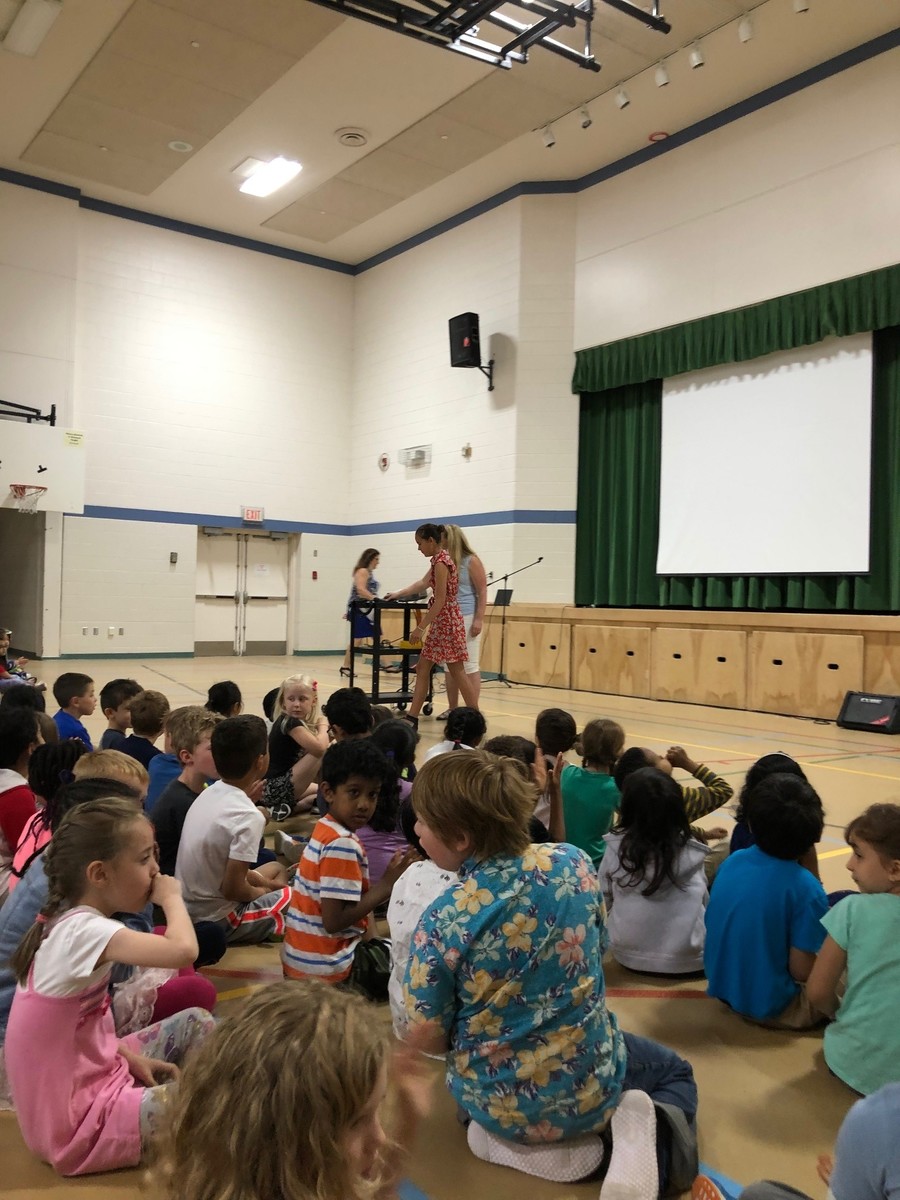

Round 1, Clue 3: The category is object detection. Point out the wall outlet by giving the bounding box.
[82,626,88,636]
[108,625,116,637]
[92,627,99,635]
[118,627,124,636]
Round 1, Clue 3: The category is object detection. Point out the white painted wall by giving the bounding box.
[574,53,900,349]
[0,185,76,426]
[60,516,197,655]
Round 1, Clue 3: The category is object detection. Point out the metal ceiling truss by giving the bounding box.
[306,0,670,72]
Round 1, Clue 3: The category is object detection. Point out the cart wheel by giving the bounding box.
[423,703,433,716]
[396,702,407,712]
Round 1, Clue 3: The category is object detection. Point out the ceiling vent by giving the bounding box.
[336,127,369,149]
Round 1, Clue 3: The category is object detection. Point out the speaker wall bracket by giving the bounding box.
[478,359,495,392]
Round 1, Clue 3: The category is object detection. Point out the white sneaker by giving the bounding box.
[601,1090,658,1200]
[467,1121,603,1182]
[275,831,307,865]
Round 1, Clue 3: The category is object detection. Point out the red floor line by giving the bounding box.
[607,987,710,1000]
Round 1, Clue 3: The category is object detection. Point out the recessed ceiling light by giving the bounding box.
[190,39,200,47]
[99,145,108,152]
[168,140,193,153]
[2,0,62,57]
[238,155,302,198]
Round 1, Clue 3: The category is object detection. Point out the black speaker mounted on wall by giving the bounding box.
[448,312,494,390]
[837,691,900,734]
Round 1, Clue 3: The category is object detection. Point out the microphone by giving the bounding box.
[538,556,543,562]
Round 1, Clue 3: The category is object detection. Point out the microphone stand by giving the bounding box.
[486,557,543,688]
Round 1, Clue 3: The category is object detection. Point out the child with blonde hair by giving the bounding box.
[406,751,699,1194]
[807,803,900,1095]
[154,980,431,1200]
[560,717,625,866]
[73,748,149,799]
[6,795,215,1174]
[264,674,329,821]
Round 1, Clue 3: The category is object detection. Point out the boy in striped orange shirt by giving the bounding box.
[282,739,417,992]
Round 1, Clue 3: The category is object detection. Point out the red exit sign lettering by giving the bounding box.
[241,506,264,524]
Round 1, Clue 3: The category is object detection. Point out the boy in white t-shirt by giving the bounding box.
[176,715,290,945]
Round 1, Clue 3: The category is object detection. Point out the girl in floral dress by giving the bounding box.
[385,522,479,726]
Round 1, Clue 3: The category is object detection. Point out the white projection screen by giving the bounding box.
[656,333,872,576]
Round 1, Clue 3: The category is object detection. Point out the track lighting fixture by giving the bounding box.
[541,125,556,148]
[580,105,592,129]
[738,14,753,42]
[793,0,809,10]
[689,41,704,69]
[654,61,669,87]
[615,86,630,110]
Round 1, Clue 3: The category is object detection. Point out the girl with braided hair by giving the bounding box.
[5,795,215,1175]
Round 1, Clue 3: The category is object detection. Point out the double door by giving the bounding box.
[194,529,292,656]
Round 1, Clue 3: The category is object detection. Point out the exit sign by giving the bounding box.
[241,506,264,524]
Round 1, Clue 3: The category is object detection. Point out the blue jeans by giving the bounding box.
[620,1032,698,1194]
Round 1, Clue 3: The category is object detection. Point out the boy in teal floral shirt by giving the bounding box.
[405,751,699,1196]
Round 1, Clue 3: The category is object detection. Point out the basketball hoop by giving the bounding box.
[9,484,47,515]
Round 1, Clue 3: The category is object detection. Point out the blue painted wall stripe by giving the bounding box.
[0,29,896,277]
[79,505,575,534]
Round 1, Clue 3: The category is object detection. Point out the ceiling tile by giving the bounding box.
[441,73,574,140]
[339,148,449,199]
[73,51,247,140]
[389,112,504,171]
[290,176,398,222]
[22,132,170,194]
[263,204,358,242]
[151,0,344,58]
[43,93,206,168]
[104,0,298,102]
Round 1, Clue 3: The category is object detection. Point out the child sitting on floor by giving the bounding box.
[10,739,87,893]
[357,719,416,887]
[807,803,900,1095]
[153,707,221,877]
[705,773,827,1029]
[423,705,487,761]
[119,690,170,769]
[533,706,578,826]
[599,767,709,975]
[205,680,242,719]
[731,753,821,879]
[6,795,215,1175]
[51,672,96,748]
[153,981,432,1200]
[98,678,142,751]
[560,717,624,866]
[283,739,417,998]
[405,750,699,1195]
[176,715,290,946]
[264,674,329,821]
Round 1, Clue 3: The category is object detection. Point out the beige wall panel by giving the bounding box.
[571,624,651,698]
[863,633,900,695]
[748,632,864,719]
[652,627,748,709]
[505,620,571,687]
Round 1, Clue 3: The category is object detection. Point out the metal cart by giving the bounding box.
[347,597,435,715]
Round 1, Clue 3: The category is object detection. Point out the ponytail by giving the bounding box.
[10,794,145,983]
[415,522,446,543]
[445,706,487,749]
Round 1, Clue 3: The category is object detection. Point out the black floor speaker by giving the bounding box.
[449,312,481,368]
[837,691,900,734]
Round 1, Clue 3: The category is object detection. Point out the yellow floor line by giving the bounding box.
[819,846,851,860]
[215,983,265,1003]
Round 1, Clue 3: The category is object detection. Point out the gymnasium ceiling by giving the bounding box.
[0,0,895,265]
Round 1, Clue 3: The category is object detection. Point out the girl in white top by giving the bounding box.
[598,766,709,975]
[422,706,486,762]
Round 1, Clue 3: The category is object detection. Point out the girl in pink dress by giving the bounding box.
[6,795,214,1175]
[385,522,480,725]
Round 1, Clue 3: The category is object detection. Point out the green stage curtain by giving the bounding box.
[575,326,900,612]
[573,263,900,395]
[575,380,662,607]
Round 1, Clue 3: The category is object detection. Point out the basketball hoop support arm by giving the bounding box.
[0,400,56,426]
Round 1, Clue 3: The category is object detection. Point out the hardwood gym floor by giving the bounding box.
[4,653,898,1200]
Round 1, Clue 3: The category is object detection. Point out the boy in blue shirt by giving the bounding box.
[704,773,828,1029]
[51,672,96,748]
